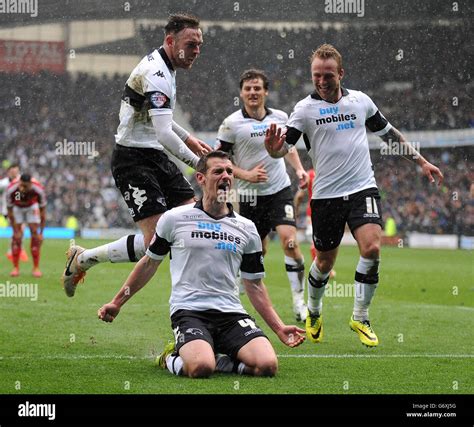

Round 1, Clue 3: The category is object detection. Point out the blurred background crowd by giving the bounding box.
[0,18,472,237]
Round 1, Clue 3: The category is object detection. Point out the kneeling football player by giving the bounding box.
[98,151,305,378]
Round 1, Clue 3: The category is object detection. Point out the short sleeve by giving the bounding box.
[143,64,171,96]
[144,66,173,116]
[217,117,236,145]
[286,102,306,134]
[240,222,265,280]
[146,211,174,260]
[362,93,392,136]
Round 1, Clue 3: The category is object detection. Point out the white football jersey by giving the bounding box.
[115,47,177,150]
[287,88,392,199]
[217,107,291,196]
[146,201,265,316]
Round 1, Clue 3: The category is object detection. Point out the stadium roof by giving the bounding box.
[0,0,471,27]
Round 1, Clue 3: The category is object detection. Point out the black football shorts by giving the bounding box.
[111,144,195,222]
[239,186,296,240]
[171,309,268,359]
[310,187,383,252]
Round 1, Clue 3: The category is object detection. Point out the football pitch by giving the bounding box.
[0,238,472,394]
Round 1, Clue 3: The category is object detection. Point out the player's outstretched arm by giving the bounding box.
[217,141,268,183]
[285,147,309,189]
[151,114,199,168]
[172,121,212,156]
[234,162,268,183]
[243,278,305,348]
[293,188,306,218]
[381,127,444,186]
[264,123,289,159]
[98,255,161,323]
[183,135,212,157]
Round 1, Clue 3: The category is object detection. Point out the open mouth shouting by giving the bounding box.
[218,181,230,191]
[217,181,231,201]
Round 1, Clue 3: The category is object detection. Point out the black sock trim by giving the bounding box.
[285,263,305,272]
[308,273,329,288]
[171,355,177,375]
[355,271,379,285]
[232,360,240,373]
[126,235,137,262]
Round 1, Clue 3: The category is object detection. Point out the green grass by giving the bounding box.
[0,238,472,394]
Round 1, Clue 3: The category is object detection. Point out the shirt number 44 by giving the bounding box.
[238,319,257,329]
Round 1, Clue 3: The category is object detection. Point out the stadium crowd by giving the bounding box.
[0,21,471,236]
[374,149,473,236]
[0,71,130,228]
[292,147,473,237]
[141,23,472,132]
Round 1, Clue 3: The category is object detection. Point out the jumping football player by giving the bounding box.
[62,13,211,297]
[265,44,443,347]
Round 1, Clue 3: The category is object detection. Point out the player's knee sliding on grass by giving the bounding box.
[158,336,278,378]
[98,152,305,378]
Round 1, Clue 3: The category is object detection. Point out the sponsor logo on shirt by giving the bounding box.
[190,230,241,245]
[315,106,357,131]
[250,123,269,138]
[190,221,242,252]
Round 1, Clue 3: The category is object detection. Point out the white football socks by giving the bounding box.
[285,255,305,306]
[353,256,379,321]
[165,354,184,376]
[78,234,146,271]
[307,261,330,316]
